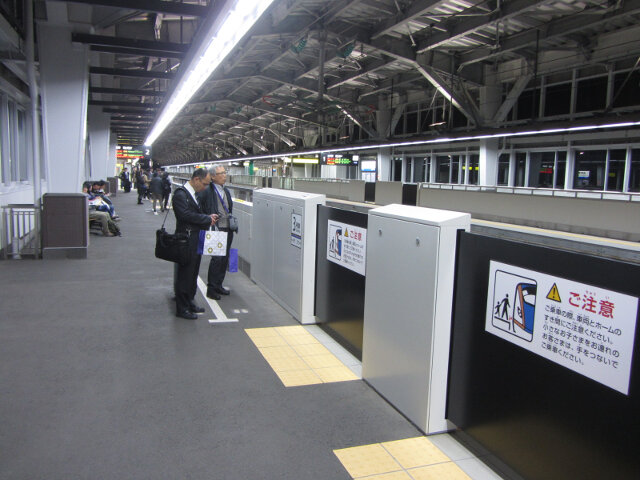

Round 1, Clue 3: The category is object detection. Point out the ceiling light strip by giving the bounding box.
[173,120,640,167]
[145,0,275,146]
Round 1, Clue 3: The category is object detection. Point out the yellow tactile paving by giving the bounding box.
[249,335,289,347]
[245,327,359,387]
[262,355,309,372]
[334,436,468,480]
[408,462,471,480]
[283,333,318,346]
[244,327,281,338]
[292,343,331,356]
[275,369,322,387]
[314,366,359,383]
[257,345,298,360]
[364,472,413,480]
[334,444,402,478]
[381,437,450,469]
[302,353,344,369]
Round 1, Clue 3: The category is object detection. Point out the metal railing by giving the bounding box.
[2,204,40,259]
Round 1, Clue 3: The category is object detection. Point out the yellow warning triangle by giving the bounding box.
[344,228,349,237]
[547,283,561,302]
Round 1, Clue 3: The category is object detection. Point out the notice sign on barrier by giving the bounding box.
[327,220,367,276]
[486,260,638,395]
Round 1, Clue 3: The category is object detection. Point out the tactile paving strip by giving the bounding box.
[245,326,359,387]
[334,437,471,479]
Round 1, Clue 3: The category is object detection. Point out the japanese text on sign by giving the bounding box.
[485,260,638,395]
[327,220,367,276]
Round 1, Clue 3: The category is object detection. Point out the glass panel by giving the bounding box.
[436,155,450,183]
[498,153,509,185]
[529,152,555,188]
[517,89,540,120]
[393,157,402,181]
[413,158,427,183]
[468,154,479,185]
[545,84,571,116]
[451,155,460,184]
[576,76,607,112]
[574,150,606,190]
[555,151,566,188]
[606,149,626,192]
[515,152,526,187]
[630,149,640,192]
[17,109,27,181]
[406,112,418,134]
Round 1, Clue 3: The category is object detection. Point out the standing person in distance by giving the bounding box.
[161,170,172,212]
[149,171,164,214]
[199,165,234,300]
[172,168,219,319]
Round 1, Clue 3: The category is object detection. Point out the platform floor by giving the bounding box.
[0,192,504,480]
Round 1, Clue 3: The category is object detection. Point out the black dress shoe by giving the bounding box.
[206,288,221,300]
[189,304,205,314]
[214,286,230,295]
[176,310,198,320]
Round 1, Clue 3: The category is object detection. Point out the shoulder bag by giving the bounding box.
[155,209,191,266]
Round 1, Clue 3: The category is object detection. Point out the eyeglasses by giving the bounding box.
[215,171,227,175]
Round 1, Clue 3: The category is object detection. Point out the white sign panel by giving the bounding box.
[486,261,638,395]
[326,220,367,276]
[291,213,302,248]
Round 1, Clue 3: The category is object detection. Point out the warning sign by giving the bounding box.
[547,283,561,302]
[326,220,367,276]
[486,260,638,395]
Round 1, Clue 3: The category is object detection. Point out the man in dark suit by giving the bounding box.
[198,165,234,300]
[172,168,219,319]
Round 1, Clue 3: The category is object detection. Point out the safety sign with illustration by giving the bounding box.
[485,260,638,395]
[326,220,367,276]
[291,213,302,248]
[491,270,537,342]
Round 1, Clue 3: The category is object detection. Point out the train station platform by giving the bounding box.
[0,192,504,480]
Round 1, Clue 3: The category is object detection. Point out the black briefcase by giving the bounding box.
[155,227,191,266]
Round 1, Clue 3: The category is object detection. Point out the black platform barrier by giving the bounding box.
[364,182,376,203]
[447,231,640,480]
[401,183,417,205]
[314,205,367,360]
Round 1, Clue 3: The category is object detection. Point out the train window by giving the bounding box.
[606,149,626,192]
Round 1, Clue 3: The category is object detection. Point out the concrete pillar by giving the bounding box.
[508,151,516,187]
[108,135,117,177]
[38,25,89,192]
[88,106,111,180]
[378,147,391,181]
[479,139,498,186]
[377,95,391,138]
[480,66,501,125]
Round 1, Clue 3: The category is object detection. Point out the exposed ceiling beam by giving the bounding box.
[62,0,208,17]
[492,74,533,124]
[89,45,184,59]
[90,100,160,108]
[415,0,540,53]
[103,108,157,116]
[91,86,166,96]
[73,33,189,54]
[371,0,446,40]
[90,67,175,79]
[458,0,640,66]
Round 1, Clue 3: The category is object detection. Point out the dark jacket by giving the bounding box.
[198,183,233,217]
[149,174,164,195]
[172,186,212,239]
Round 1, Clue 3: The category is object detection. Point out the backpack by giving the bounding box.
[107,219,121,236]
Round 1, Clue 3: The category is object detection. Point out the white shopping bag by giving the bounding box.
[198,228,227,256]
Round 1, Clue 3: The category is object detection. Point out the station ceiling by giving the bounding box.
[31,0,640,163]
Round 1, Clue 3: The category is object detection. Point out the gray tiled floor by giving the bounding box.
[0,192,505,480]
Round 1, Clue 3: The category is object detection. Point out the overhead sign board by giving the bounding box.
[321,153,358,165]
[485,260,638,395]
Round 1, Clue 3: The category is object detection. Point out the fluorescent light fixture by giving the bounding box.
[145,0,275,146]
[172,120,640,167]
